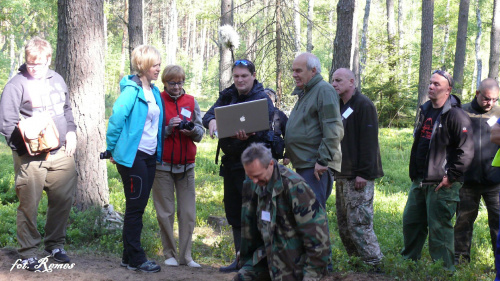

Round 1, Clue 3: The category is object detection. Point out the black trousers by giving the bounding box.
[222,165,245,229]
[117,150,157,267]
[454,183,500,262]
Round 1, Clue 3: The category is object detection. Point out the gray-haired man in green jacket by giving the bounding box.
[285,52,344,208]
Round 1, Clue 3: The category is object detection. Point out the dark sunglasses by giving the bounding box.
[432,70,452,87]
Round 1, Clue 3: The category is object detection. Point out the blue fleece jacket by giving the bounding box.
[106,75,164,167]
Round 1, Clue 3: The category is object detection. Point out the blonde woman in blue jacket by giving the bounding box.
[106,45,164,273]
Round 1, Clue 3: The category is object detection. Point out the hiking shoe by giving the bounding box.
[45,248,70,263]
[128,260,161,273]
[22,257,41,272]
[219,259,238,273]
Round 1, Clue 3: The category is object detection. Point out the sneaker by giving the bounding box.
[219,259,238,273]
[22,257,41,272]
[164,257,179,267]
[128,260,161,273]
[120,260,128,267]
[45,248,70,263]
[187,260,201,268]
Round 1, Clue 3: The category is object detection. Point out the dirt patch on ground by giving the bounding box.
[0,248,392,281]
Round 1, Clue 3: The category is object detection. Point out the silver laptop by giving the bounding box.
[215,99,270,138]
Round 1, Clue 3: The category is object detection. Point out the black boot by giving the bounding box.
[219,227,241,273]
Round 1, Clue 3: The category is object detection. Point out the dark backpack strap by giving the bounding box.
[215,140,221,165]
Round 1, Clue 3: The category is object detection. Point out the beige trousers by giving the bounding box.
[152,168,196,264]
[13,148,77,259]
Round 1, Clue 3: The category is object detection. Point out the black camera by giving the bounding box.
[178,119,194,131]
[100,150,112,159]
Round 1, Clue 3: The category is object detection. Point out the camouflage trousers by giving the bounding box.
[335,179,383,265]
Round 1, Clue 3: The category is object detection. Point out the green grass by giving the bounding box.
[0,129,497,279]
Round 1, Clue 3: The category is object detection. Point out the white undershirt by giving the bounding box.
[138,87,160,155]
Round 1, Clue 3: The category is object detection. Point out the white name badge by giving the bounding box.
[181,108,192,119]
[261,210,271,222]
[487,116,498,127]
[342,107,353,120]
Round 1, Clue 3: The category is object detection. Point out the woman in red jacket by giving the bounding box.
[152,65,204,268]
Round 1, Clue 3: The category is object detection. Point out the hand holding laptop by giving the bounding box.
[233,129,255,140]
[209,119,218,139]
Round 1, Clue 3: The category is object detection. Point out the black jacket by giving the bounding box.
[409,95,474,183]
[462,98,500,186]
[202,80,274,167]
[337,89,384,180]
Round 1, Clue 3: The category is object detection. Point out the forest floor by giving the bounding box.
[0,247,393,281]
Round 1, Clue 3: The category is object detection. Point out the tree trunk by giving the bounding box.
[386,0,396,54]
[416,0,434,119]
[358,0,371,89]
[474,0,482,90]
[128,0,144,72]
[56,0,109,210]
[452,0,471,97]
[166,0,178,65]
[307,0,314,52]
[439,0,450,70]
[294,0,301,53]
[219,0,233,91]
[276,0,283,104]
[330,0,355,81]
[397,0,404,66]
[489,0,500,80]
[119,0,128,86]
[351,0,360,83]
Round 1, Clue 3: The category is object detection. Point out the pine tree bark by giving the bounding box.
[439,0,450,69]
[119,0,128,87]
[416,0,434,119]
[219,0,233,91]
[452,0,470,97]
[276,0,283,104]
[489,0,500,80]
[128,0,144,72]
[294,0,301,53]
[474,0,482,90]
[307,0,314,52]
[330,0,355,80]
[56,0,109,210]
[358,0,372,89]
[351,0,360,81]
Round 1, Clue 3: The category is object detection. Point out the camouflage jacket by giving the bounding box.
[237,160,330,281]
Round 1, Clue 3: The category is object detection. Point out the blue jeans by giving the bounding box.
[295,167,333,208]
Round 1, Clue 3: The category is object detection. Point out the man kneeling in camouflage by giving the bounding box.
[234,143,330,281]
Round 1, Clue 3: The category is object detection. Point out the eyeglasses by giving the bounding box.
[480,93,499,103]
[26,61,48,69]
[234,60,253,67]
[166,81,184,86]
[432,70,452,87]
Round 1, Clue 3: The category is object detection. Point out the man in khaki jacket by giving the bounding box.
[285,52,343,208]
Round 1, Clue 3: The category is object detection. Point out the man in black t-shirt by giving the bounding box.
[401,70,474,272]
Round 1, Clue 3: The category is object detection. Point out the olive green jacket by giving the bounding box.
[285,74,343,172]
